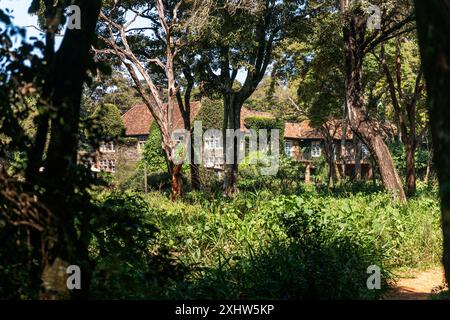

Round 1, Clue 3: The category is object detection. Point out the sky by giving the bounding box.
[0,0,42,39]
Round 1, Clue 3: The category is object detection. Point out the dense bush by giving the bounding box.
[141,123,167,174]
[88,191,187,299]
[238,153,306,194]
[138,189,441,300]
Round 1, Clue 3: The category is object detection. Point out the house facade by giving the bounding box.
[283,120,373,180]
[93,102,373,180]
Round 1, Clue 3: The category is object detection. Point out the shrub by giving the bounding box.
[88,191,186,299]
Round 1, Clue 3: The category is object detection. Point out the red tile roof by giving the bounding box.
[284,120,353,140]
[122,101,202,136]
[123,103,357,141]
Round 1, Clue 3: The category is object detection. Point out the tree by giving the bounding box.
[197,0,306,196]
[373,36,426,196]
[90,70,144,114]
[91,103,126,140]
[339,0,415,202]
[96,0,208,200]
[25,0,103,299]
[414,0,450,296]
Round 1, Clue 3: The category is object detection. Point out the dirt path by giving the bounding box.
[385,267,445,300]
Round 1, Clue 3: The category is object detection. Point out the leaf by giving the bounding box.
[28,0,41,14]
[0,10,11,25]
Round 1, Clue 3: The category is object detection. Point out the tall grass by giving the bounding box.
[136,189,441,299]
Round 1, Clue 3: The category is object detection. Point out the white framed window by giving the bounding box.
[108,159,116,173]
[99,159,108,171]
[137,136,147,152]
[100,141,115,153]
[175,135,185,146]
[205,135,221,150]
[285,141,293,157]
[311,141,322,158]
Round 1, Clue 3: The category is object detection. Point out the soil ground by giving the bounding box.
[384,267,446,300]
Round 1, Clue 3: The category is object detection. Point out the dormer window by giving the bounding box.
[100,141,115,153]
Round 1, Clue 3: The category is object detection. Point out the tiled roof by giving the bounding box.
[123,105,153,136]
[122,101,202,136]
[284,120,353,140]
[285,121,322,139]
[123,103,356,141]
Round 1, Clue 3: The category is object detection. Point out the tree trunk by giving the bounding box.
[169,162,183,201]
[424,144,433,184]
[223,95,242,197]
[40,0,102,300]
[414,0,450,293]
[342,10,406,201]
[354,136,362,181]
[405,139,417,196]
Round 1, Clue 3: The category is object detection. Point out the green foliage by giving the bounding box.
[137,189,441,300]
[194,98,224,128]
[141,123,167,174]
[244,116,284,137]
[88,191,186,299]
[389,141,430,177]
[90,103,125,141]
[238,153,305,194]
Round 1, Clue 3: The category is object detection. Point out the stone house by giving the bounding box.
[284,120,372,180]
[93,101,373,180]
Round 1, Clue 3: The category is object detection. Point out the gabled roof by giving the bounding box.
[285,121,323,140]
[122,101,202,136]
[122,102,361,141]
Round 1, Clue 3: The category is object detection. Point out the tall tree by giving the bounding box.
[414,0,450,295]
[24,0,103,299]
[339,0,415,201]
[97,0,207,199]
[198,0,306,196]
[373,36,425,196]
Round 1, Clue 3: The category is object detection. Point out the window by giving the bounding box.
[311,141,322,158]
[108,160,116,173]
[100,141,115,153]
[175,135,185,146]
[137,136,147,152]
[99,160,108,171]
[285,141,293,157]
[205,135,221,150]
